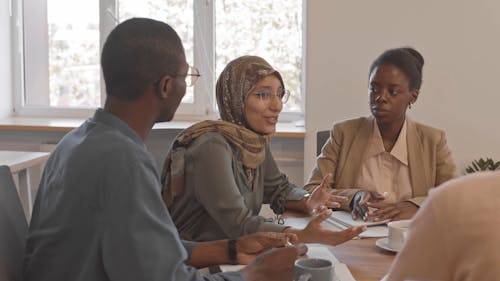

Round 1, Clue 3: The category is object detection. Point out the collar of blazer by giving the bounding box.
[339,116,428,197]
[337,117,373,187]
[406,118,430,197]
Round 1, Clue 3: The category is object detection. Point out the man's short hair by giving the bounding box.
[101,17,184,100]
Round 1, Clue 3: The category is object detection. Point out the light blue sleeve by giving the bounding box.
[181,240,196,262]
[99,151,244,281]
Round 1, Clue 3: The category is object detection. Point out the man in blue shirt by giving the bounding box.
[23,18,305,281]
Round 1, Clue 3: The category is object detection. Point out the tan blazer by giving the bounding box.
[305,116,457,208]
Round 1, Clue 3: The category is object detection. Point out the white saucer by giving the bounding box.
[375,238,401,253]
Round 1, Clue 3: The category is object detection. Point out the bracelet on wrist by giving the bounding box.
[228,239,238,265]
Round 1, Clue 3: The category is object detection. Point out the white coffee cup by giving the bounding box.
[387,219,411,251]
[294,258,334,281]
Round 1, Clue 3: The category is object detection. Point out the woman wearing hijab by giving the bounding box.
[162,56,364,245]
[305,47,457,222]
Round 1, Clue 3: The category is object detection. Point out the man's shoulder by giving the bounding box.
[58,121,148,164]
[434,171,500,197]
[428,172,500,221]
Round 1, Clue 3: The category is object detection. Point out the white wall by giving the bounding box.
[305,0,500,180]
[3,1,500,185]
[0,0,12,118]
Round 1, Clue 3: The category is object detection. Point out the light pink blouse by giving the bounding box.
[355,120,412,203]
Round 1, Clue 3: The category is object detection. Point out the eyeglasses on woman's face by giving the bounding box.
[251,88,290,104]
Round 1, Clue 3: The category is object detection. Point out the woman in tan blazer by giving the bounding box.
[305,47,457,222]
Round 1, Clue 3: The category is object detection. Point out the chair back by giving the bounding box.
[316,130,330,156]
[0,165,28,281]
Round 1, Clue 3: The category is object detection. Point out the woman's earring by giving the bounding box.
[409,102,413,109]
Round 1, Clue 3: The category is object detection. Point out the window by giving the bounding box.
[215,1,303,114]
[13,0,304,120]
[46,0,100,108]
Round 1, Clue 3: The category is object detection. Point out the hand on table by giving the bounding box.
[299,208,366,246]
[240,243,307,281]
[367,201,418,221]
[236,232,299,264]
[351,190,385,221]
[306,173,348,215]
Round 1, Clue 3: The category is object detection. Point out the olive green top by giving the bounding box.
[169,132,307,242]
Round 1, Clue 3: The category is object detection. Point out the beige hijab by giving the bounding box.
[162,56,284,206]
[216,55,284,125]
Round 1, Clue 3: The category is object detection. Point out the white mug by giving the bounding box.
[294,258,334,281]
[387,219,411,251]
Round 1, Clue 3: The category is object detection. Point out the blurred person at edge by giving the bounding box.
[386,171,500,281]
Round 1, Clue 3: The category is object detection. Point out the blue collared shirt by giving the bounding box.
[23,108,243,281]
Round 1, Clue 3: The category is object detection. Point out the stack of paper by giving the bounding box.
[280,211,389,238]
[328,210,389,227]
[326,211,389,238]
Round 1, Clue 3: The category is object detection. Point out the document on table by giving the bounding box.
[326,211,389,238]
[328,210,389,227]
[220,245,356,281]
[284,211,389,238]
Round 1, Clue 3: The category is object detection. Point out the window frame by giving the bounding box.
[12,0,304,122]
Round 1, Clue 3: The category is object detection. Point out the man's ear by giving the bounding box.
[157,76,172,99]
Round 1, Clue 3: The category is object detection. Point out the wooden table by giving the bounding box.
[330,237,394,281]
[0,150,50,221]
[284,210,395,281]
